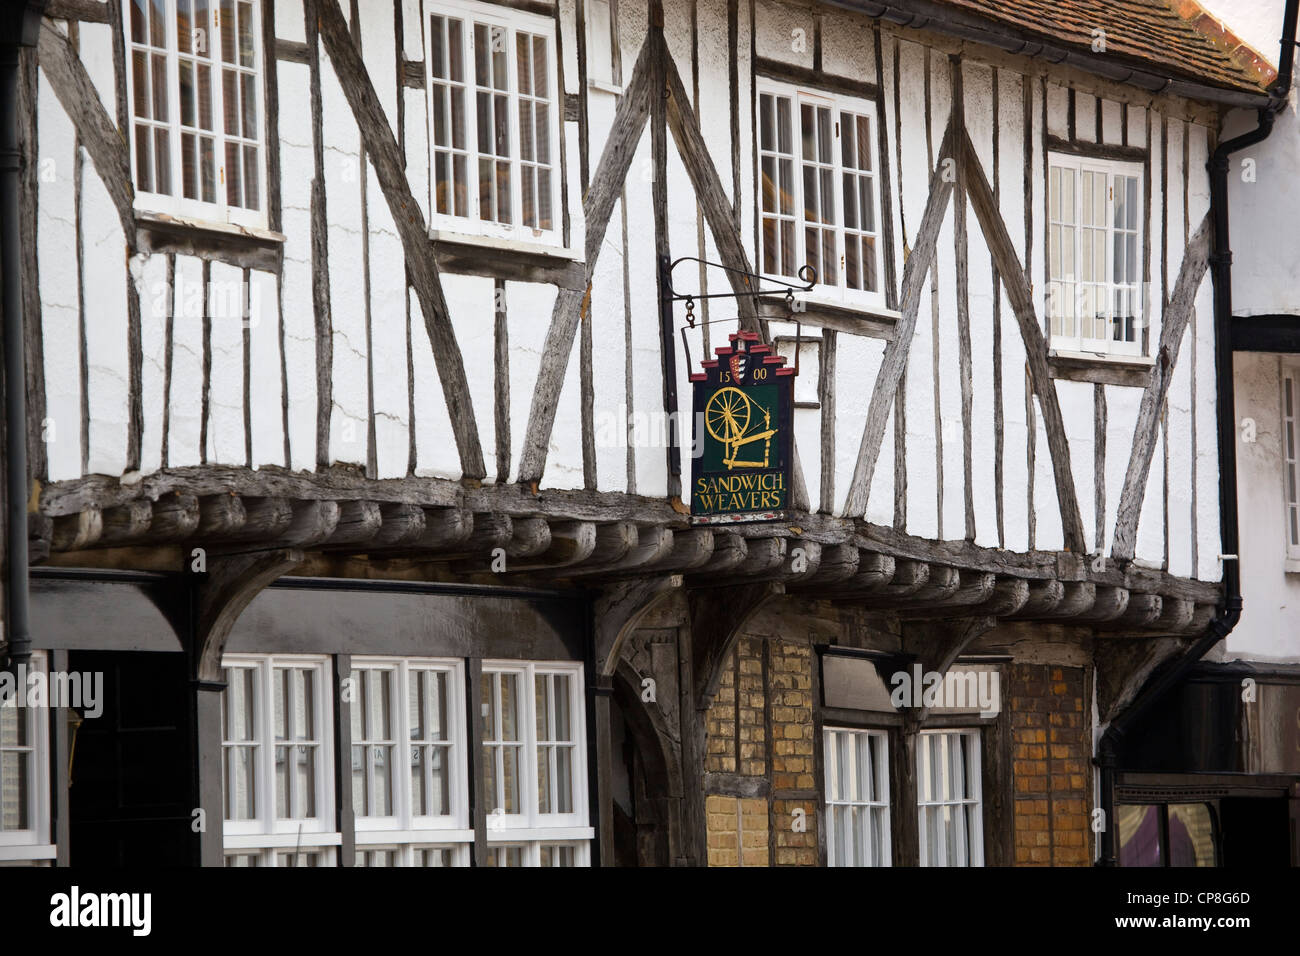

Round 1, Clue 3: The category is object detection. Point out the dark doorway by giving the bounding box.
[67,651,195,865]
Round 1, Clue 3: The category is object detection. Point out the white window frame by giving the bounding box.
[480,660,591,865]
[755,77,887,310]
[224,846,340,867]
[0,652,54,863]
[350,657,473,859]
[220,654,339,854]
[823,727,891,867]
[1283,364,1300,564]
[122,0,269,229]
[916,728,984,867]
[353,843,472,867]
[423,0,564,249]
[584,0,620,92]
[1046,152,1144,358]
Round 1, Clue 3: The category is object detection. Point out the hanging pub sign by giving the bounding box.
[689,330,795,523]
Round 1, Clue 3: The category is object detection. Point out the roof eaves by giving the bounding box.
[824,0,1278,109]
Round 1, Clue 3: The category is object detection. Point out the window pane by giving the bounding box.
[133,52,150,119]
[416,847,453,867]
[219,0,235,63]
[1168,803,1215,867]
[0,750,29,831]
[1117,803,1162,867]
[237,0,255,67]
[131,0,147,43]
[499,673,518,740]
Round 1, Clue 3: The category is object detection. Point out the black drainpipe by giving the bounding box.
[1,1,46,670]
[1096,0,1299,866]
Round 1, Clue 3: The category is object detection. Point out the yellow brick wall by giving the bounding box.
[706,795,770,867]
[704,637,819,867]
[769,642,815,792]
[1011,664,1091,866]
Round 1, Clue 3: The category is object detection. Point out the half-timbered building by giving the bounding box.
[0,0,1293,866]
[1095,0,1300,870]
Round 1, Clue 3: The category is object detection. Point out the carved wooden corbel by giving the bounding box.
[689,581,784,710]
[593,574,684,677]
[193,548,304,682]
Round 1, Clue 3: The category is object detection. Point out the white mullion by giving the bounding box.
[546,673,557,812]
[258,661,273,836]
[396,663,410,830]
[917,735,929,866]
[165,1,183,203]
[937,733,948,867]
[970,735,984,865]
[831,106,847,299]
[523,663,539,828]
[507,22,523,237]
[854,736,869,867]
[212,1,229,219]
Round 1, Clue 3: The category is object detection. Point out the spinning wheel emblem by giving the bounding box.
[704,387,777,470]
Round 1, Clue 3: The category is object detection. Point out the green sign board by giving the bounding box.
[689,331,795,523]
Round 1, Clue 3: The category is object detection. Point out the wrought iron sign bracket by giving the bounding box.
[660,256,815,375]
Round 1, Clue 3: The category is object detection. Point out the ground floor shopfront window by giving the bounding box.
[220,654,591,866]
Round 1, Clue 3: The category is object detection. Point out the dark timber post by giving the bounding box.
[191,678,226,866]
[591,672,615,866]
[658,254,683,491]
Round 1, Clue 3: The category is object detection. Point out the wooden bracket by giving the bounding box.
[593,574,683,676]
[1094,635,1193,726]
[689,580,784,710]
[899,615,998,727]
[193,548,304,682]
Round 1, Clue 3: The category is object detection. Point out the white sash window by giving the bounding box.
[823,727,891,867]
[0,652,54,866]
[425,0,562,247]
[1047,154,1144,357]
[220,655,339,866]
[481,661,591,866]
[916,729,984,867]
[124,0,266,227]
[757,79,885,308]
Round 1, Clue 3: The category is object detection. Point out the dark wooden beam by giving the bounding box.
[44,0,110,22]
[961,129,1088,553]
[842,124,956,517]
[517,39,654,485]
[1232,314,1300,353]
[1111,214,1212,560]
[316,0,485,477]
[37,21,135,244]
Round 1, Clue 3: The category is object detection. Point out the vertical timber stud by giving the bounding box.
[591,672,615,865]
[658,256,683,494]
[334,654,355,865]
[191,672,226,866]
[467,657,487,865]
[651,6,682,499]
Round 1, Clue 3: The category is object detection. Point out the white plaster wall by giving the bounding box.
[135,252,168,475]
[30,0,1230,590]
[37,73,82,482]
[1229,352,1300,661]
[80,162,128,476]
[206,260,246,464]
